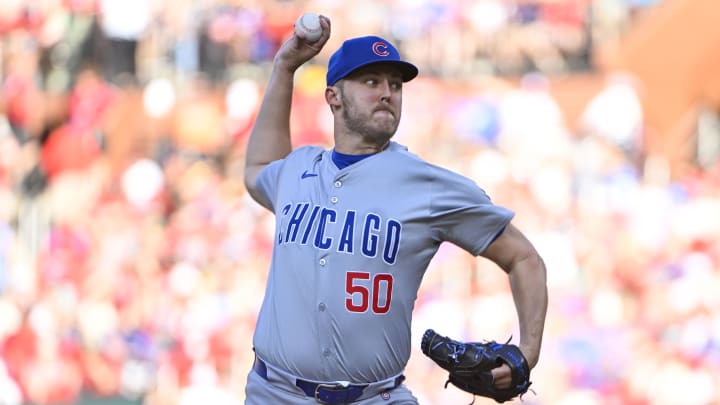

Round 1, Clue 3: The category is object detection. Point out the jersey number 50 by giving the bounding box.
[345,271,394,314]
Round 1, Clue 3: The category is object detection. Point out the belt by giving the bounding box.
[252,355,405,404]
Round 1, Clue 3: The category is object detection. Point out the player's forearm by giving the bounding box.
[508,253,547,369]
[245,63,296,169]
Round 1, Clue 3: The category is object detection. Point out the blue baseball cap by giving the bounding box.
[326,36,418,86]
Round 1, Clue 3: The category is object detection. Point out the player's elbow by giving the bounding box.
[509,248,547,286]
[526,251,547,281]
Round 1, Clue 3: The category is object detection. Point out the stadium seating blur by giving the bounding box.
[1,0,719,404]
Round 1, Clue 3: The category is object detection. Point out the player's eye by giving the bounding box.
[364,78,402,91]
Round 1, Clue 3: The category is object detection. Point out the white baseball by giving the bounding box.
[295,13,322,43]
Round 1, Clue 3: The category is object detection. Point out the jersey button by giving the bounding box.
[319,258,326,266]
[334,181,342,188]
[318,303,326,311]
[330,196,338,204]
[322,349,331,357]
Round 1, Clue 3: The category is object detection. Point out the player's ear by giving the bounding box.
[325,85,341,112]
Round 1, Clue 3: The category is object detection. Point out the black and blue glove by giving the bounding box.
[421,329,532,403]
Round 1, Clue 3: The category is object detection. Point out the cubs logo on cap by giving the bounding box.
[372,42,390,57]
[326,35,418,86]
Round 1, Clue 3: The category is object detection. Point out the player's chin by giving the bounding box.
[372,118,398,134]
[364,129,395,145]
[375,127,397,142]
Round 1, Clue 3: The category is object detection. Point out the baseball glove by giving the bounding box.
[420,329,532,403]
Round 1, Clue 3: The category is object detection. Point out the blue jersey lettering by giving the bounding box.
[338,211,356,253]
[315,208,337,249]
[278,203,402,265]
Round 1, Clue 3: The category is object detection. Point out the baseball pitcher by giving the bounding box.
[243,14,548,405]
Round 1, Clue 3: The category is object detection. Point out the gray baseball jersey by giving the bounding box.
[252,141,514,384]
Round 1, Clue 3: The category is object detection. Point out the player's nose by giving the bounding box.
[378,81,394,103]
[376,75,395,92]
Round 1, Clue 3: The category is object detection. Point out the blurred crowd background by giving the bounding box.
[1,0,720,404]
